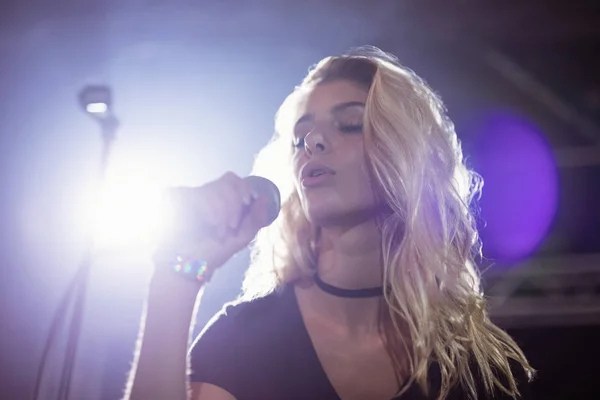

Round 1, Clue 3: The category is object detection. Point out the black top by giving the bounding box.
[189,284,530,400]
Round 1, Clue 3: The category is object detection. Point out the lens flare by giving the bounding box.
[471,111,559,262]
[86,160,168,251]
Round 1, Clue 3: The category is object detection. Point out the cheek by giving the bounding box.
[345,146,374,193]
[353,167,377,205]
[292,152,306,186]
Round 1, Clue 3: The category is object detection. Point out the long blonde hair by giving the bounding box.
[244,47,534,399]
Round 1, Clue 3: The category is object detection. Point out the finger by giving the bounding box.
[191,173,234,239]
[239,178,256,207]
[235,194,271,244]
[248,194,271,229]
[187,185,218,231]
[213,187,234,240]
[222,174,248,231]
[218,172,245,238]
[228,178,257,231]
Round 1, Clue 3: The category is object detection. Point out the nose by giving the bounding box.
[304,128,329,156]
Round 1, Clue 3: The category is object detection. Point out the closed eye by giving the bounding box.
[292,136,305,148]
[338,124,363,133]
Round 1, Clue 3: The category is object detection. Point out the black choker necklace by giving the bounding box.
[313,274,384,298]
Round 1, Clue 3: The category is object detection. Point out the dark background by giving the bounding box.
[1,1,599,399]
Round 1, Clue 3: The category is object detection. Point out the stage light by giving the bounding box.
[76,84,166,250]
[470,111,559,263]
[79,85,113,120]
[88,160,169,251]
[86,102,108,114]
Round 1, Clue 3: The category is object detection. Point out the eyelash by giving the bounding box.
[292,123,363,148]
[339,123,363,133]
[292,138,305,148]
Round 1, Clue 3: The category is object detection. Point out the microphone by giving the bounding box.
[165,175,281,241]
[242,176,281,227]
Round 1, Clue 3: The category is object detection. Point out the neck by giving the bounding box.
[317,219,383,289]
[301,219,384,335]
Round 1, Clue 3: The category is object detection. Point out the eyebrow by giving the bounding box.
[294,101,366,126]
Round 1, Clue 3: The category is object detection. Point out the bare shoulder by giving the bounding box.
[190,382,237,400]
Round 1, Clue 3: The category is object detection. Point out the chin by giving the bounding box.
[304,203,339,227]
[304,203,379,229]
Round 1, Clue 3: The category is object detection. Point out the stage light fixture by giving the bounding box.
[79,85,113,119]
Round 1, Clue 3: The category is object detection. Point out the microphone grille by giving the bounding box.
[244,176,281,226]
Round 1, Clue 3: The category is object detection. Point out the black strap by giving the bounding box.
[313,274,384,298]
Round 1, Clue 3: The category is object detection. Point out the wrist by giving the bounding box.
[145,271,203,330]
[153,249,215,283]
[149,265,204,300]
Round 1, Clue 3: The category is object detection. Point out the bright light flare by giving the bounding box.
[86,166,169,251]
[470,111,559,263]
[86,102,108,114]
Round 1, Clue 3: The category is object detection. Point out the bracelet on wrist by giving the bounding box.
[153,250,214,284]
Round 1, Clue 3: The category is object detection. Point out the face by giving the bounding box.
[291,80,379,228]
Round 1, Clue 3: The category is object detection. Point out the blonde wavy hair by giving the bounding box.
[244,47,534,399]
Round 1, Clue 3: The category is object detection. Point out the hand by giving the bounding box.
[158,172,271,271]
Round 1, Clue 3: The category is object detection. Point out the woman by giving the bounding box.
[126,47,534,400]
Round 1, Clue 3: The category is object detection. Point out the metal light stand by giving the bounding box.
[32,86,120,400]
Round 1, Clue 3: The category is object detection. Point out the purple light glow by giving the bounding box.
[472,112,559,262]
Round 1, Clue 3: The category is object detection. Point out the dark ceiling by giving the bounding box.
[2,1,599,146]
[407,0,600,147]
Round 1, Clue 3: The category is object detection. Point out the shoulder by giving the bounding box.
[188,286,294,391]
[198,286,289,339]
[190,286,288,352]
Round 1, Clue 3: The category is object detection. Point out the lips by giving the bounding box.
[300,162,336,180]
[300,162,335,188]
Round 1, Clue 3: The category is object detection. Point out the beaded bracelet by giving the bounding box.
[153,250,213,284]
